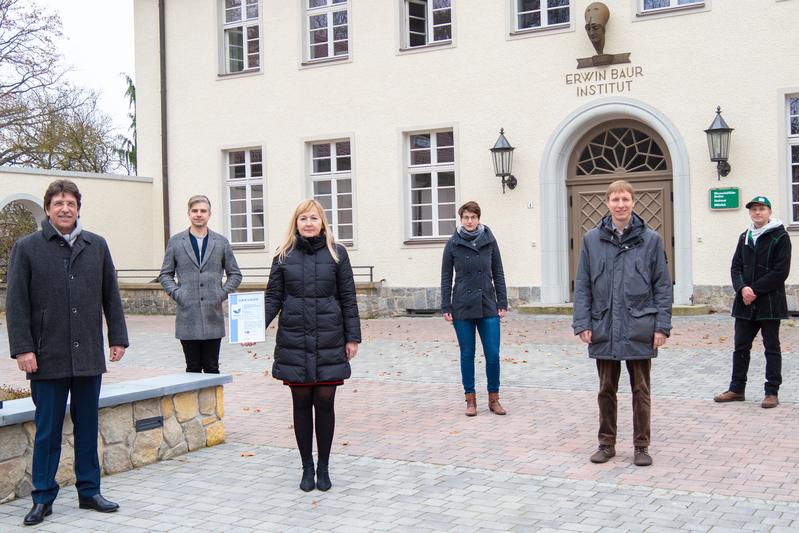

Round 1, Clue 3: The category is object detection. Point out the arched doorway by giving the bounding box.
[566,120,674,299]
[539,97,692,305]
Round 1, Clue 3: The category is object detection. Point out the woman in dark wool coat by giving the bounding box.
[264,199,361,492]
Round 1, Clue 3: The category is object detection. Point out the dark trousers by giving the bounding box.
[30,375,102,504]
[180,339,222,373]
[730,318,782,396]
[596,359,651,447]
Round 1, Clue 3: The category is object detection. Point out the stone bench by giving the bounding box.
[0,373,232,504]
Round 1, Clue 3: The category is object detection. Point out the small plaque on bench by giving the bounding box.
[135,416,164,432]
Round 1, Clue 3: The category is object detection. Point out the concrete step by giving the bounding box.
[516,304,712,316]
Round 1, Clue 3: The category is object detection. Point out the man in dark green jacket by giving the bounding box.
[714,196,791,409]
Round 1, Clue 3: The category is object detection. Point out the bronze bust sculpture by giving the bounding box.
[585,2,610,55]
[576,1,630,69]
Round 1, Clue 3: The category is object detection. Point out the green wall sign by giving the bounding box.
[709,187,740,210]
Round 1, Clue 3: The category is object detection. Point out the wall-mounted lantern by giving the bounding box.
[490,128,518,194]
[704,106,733,180]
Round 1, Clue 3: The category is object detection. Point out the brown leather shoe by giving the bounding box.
[634,447,653,467]
[713,390,745,402]
[761,395,779,409]
[488,392,506,415]
[464,393,477,416]
[590,444,615,464]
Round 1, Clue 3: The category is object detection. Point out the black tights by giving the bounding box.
[290,385,337,466]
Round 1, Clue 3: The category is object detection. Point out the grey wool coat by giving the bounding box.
[159,229,242,340]
[6,220,129,380]
[572,213,673,360]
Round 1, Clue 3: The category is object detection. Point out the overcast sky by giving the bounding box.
[35,0,135,133]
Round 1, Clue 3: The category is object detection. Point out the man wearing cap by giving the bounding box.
[714,196,791,409]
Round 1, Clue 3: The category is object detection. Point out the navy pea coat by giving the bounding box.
[440,225,508,320]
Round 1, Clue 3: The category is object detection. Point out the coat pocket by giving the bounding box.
[628,307,658,343]
[590,301,610,343]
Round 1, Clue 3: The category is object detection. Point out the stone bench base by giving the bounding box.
[0,373,231,504]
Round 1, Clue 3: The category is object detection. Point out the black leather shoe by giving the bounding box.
[23,503,52,526]
[78,494,119,513]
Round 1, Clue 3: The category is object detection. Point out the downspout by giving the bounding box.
[159,0,170,247]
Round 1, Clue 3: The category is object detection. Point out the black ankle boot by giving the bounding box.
[316,462,332,491]
[300,460,315,492]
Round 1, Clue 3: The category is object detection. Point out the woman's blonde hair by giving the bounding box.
[275,199,339,263]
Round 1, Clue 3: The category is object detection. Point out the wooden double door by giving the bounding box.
[566,121,674,299]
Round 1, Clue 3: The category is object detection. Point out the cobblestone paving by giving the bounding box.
[1,314,799,531]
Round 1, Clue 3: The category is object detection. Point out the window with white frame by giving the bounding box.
[403,0,452,48]
[640,0,703,13]
[515,0,570,31]
[305,0,349,61]
[225,148,265,244]
[222,0,260,73]
[407,130,456,238]
[789,97,799,223]
[310,140,354,244]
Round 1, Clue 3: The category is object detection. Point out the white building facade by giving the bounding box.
[132,0,799,311]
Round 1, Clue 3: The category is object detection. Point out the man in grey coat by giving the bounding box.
[6,180,129,525]
[159,195,242,373]
[572,180,672,467]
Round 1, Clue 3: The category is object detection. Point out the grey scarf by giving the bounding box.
[457,224,485,242]
[51,218,83,247]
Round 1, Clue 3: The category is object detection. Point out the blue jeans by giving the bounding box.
[453,316,501,394]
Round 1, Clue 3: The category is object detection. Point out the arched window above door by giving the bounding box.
[576,126,669,176]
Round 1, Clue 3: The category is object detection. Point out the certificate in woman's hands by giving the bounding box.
[228,292,266,343]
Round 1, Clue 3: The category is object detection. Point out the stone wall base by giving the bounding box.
[0,385,225,504]
[693,284,799,313]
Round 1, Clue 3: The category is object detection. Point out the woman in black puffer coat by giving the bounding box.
[264,199,361,492]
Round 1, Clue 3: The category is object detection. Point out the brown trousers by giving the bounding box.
[596,359,651,447]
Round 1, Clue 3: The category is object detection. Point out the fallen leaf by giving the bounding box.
[240,452,255,457]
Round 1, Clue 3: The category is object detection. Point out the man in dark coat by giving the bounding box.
[6,180,129,525]
[159,195,242,373]
[714,196,791,409]
[572,180,672,467]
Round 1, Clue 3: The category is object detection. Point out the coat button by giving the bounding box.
[73,341,79,348]
[69,274,75,280]
[59,242,65,247]
[200,283,204,287]
[72,308,77,314]
[200,297,204,301]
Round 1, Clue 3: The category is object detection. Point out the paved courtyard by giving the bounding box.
[2,313,799,532]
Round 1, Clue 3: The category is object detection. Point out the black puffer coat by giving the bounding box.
[440,225,507,320]
[265,235,361,383]
[731,224,791,320]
